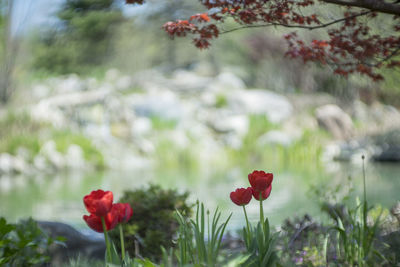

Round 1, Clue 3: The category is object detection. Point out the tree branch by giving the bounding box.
[221,11,371,34]
[320,0,400,16]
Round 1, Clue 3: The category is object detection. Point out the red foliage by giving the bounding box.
[126,0,400,80]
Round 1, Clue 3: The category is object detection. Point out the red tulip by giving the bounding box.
[83,208,119,233]
[230,187,252,206]
[113,203,133,223]
[83,190,113,217]
[248,170,273,192]
[252,185,272,201]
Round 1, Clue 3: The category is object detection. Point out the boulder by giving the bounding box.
[315,104,354,140]
[208,114,249,137]
[0,153,29,175]
[130,91,184,121]
[170,69,212,92]
[371,128,400,162]
[37,221,105,265]
[55,74,85,93]
[229,89,293,123]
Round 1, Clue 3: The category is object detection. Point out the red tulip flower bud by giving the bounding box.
[248,170,273,192]
[113,203,133,224]
[83,190,113,217]
[230,187,252,206]
[252,185,272,201]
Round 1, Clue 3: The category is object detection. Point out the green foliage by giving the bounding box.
[215,94,228,108]
[150,117,177,130]
[0,111,104,168]
[0,112,42,157]
[328,198,385,266]
[228,115,326,172]
[0,217,56,266]
[154,139,199,171]
[109,185,192,261]
[52,130,105,169]
[162,202,232,267]
[32,0,123,74]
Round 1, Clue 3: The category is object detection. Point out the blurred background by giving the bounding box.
[0,0,399,230]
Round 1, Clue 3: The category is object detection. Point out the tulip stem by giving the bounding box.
[242,205,251,247]
[259,192,265,234]
[119,224,126,262]
[101,217,112,263]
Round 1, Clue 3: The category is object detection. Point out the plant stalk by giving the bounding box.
[259,192,265,234]
[101,217,112,263]
[119,224,125,261]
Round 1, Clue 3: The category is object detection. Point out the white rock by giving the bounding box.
[86,77,99,91]
[40,141,65,169]
[0,153,13,173]
[12,156,28,174]
[34,155,48,171]
[216,72,246,90]
[55,74,85,93]
[131,117,152,136]
[229,89,293,123]
[65,145,85,169]
[210,114,249,137]
[171,70,212,92]
[315,104,354,140]
[206,72,246,93]
[32,84,51,99]
[131,91,184,121]
[115,76,132,91]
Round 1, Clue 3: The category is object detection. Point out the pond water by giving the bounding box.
[0,161,399,232]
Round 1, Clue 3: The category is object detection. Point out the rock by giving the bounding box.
[131,91,184,121]
[33,155,49,171]
[110,122,132,139]
[131,117,153,137]
[315,104,354,140]
[372,145,400,162]
[257,130,296,147]
[115,75,133,91]
[31,89,111,127]
[229,89,293,123]
[371,128,400,162]
[171,70,212,92]
[0,153,29,175]
[208,114,249,137]
[55,74,85,93]
[37,221,105,265]
[65,145,85,169]
[325,141,371,162]
[32,84,51,99]
[40,141,65,170]
[391,202,400,224]
[0,153,13,174]
[212,72,246,91]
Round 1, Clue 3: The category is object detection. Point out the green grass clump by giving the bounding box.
[227,114,326,172]
[215,94,228,108]
[150,116,177,130]
[0,112,43,158]
[52,130,105,169]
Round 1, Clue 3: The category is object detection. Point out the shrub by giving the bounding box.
[0,217,57,266]
[109,185,192,261]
